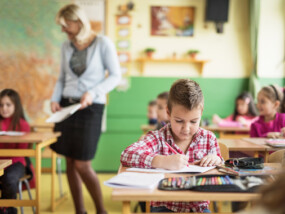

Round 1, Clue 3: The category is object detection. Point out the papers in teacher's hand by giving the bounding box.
[127,165,216,174]
[46,103,82,123]
[104,172,164,189]
[0,131,25,136]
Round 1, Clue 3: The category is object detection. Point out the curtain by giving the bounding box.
[248,0,261,100]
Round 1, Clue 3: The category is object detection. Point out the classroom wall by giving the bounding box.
[107,0,252,78]
[0,0,284,171]
[258,0,285,78]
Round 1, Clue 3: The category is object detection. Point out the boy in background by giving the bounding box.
[156,91,169,130]
[147,100,157,125]
[121,79,222,213]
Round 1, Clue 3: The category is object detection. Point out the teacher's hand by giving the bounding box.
[51,102,61,113]
[80,92,93,109]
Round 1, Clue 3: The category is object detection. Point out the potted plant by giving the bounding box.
[144,48,156,58]
[187,49,199,59]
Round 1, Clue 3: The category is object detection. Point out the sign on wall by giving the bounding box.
[151,6,195,37]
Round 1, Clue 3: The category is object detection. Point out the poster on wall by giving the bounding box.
[151,6,195,37]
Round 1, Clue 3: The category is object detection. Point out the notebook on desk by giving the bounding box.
[218,121,242,128]
[104,172,164,189]
[265,139,285,148]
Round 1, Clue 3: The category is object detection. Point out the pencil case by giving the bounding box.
[158,174,271,193]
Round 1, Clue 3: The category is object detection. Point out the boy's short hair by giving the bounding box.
[167,79,204,112]
[157,91,169,100]
[148,99,157,106]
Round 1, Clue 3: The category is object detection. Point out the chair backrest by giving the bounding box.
[218,142,229,161]
[268,149,285,163]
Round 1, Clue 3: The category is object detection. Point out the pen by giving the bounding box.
[216,165,239,176]
[165,142,189,167]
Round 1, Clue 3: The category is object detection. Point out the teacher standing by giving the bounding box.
[50,4,121,214]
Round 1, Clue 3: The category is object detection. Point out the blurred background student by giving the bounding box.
[250,85,285,138]
[239,169,285,214]
[213,92,258,127]
[147,99,157,125]
[156,91,169,130]
[0,89,34,214]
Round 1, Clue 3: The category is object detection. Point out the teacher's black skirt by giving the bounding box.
[50,98,104,161]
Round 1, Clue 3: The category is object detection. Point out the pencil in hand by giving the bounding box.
[164,142,189,167]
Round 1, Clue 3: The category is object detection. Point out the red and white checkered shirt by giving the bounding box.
[120,123,222,212]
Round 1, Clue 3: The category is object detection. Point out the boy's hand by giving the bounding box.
[152,154,188,170]
[199,154,222,167]
[267,132,281,139]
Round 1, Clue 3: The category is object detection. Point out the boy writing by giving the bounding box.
[121,79,222,213]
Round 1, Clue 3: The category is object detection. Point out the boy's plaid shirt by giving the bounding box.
[121,123,222,212]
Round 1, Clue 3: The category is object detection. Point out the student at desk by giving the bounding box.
[212,92,258,128]
[121,79,223,213]
[250,85,285,138]
[0,89,34,214]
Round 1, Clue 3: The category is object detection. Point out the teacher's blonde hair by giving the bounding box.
[56,4,94,44]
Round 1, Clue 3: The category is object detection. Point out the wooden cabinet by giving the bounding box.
[136,58,210,75]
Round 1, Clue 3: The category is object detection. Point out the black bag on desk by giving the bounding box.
[225,157,264,169]
[158,174,269,193]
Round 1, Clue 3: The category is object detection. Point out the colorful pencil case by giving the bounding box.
[158,174,270,193]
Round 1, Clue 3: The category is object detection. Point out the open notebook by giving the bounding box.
[265,139,285,148]
[104,172,164,189]
[0,131,25,136]
[46,103,81,123]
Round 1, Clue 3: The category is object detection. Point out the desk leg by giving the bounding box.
[219,131,224,139]
[263,152,269,163]
[35,144,42,214]
[51,151,56,211]
[122,201,131,214]
[254,151,259,158]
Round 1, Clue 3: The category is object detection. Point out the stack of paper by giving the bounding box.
[104,172,164,189]
[46,103,81,123]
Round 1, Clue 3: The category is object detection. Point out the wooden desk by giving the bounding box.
[30,123,54,132]
[112,164,280,214]
[0,132,60,213]
[0,159,12,176]
[218,138,267,159]
[202,125,249,139]
[218,138,285,162]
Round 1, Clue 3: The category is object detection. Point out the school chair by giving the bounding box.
[210,142,230,213]
[218,142,229,161]
[0,174,35,214]
[268,149,285,163]
[18,174,36,214]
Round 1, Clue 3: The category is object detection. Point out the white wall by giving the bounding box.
[107,0,284,78]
